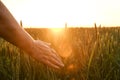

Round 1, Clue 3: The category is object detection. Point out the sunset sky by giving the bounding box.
[1,0,120,28]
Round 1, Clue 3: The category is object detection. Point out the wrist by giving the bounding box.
[24,39,35,55]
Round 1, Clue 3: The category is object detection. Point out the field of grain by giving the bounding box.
[0,27,120,80]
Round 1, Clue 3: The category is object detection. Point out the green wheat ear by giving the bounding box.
[87,41,97,79]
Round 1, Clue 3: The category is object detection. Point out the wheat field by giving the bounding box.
[0,27,120,80]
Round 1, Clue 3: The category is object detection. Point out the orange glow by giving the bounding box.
[66,64,77,73]
[67,64,74,70]
[58,43,72,58]
[50,28,64,34]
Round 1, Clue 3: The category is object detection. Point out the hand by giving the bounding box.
[30,40,64,69]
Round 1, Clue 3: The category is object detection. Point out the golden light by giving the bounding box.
[49,27,72,58]
[66,64,77,73]
[49,28,65,36]
[67,64,75,70]
[57,41,73,58]
[50,28,64,33]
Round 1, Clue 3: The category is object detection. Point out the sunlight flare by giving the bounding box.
[50,28,64,33]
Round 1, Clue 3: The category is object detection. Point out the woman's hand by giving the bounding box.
[30,40,64,69]
[0,1,64,69]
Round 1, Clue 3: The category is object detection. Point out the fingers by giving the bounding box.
[43,59,61,69]
[43,41,51,46]
[33,40,64,69]
[51,48,61,59]
[50,49,63,65]
[42,48,64,68]
[47,52,64,67]
[42,58,61,69]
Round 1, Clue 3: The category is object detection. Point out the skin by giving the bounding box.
[0,1,64,69]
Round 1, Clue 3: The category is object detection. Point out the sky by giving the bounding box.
[1,0,120,28]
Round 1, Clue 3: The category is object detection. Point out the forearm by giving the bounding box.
[0,1,64,69]
[0,1,34,53]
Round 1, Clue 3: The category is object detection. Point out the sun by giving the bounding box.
[50,28,64,33]
[50,28,65,35]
